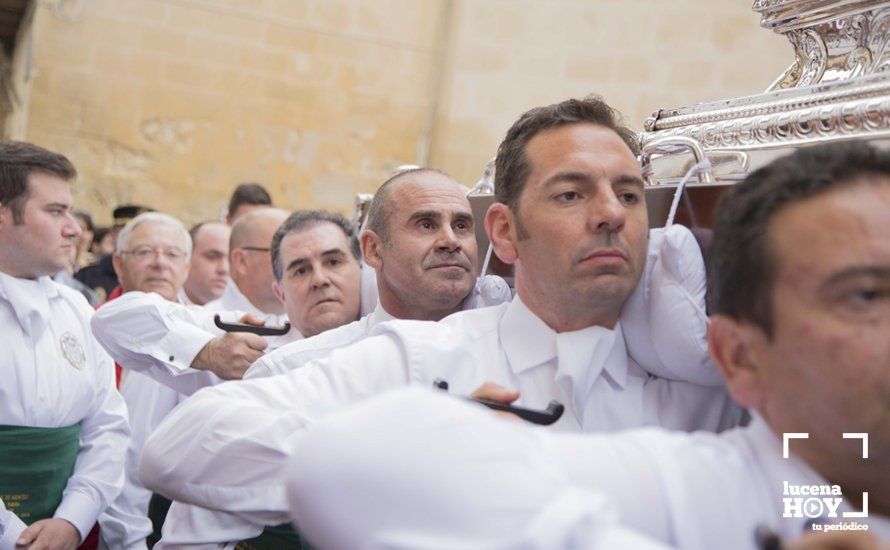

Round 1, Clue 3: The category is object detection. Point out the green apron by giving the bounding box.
[0,423,82,524]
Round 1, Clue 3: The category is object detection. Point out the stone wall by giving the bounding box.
[5,0,791,225]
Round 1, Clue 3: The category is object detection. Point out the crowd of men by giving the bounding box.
[0,95,887,550]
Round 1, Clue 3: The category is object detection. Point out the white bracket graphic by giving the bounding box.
[783,432,809,459]
[843,433,869,459]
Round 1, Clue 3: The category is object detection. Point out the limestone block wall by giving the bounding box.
[15,0,444,225]
[5,0,791,226]
[430,0,792,185]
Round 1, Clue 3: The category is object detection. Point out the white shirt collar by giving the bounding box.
[499,295,557,374]
[368,303,396,329]
[0,272,62,338]
[177,288,195,306]
[499,295,628,387]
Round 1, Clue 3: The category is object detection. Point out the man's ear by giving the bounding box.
[111,253,124,281]
[361,230,383,270]
[0,202,10,229]
[230,249,246,275]
[707,315,766,411]
[484,203,518,265]
[272,281,285,305]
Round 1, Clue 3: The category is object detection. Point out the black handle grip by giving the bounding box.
[213,314,291,336]
[471,398,565,426]
[432,378,565,426]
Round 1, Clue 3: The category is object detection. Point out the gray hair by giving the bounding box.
[271,210,360,281]
[116,212,192,258]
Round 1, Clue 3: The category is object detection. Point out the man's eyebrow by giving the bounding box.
[541,171,591,187]
[408,210,443,222]
[540,172,645,189]
[822,267,890,288]
[45,202,72,210]
[612,174,645,189]
[286,249,347,272]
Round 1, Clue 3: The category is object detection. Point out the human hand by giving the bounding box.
[15,518,79,550]
[470,381,522,421]
[192,332,267,380]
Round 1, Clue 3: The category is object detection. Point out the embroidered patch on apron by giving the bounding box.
[60,332,86,369]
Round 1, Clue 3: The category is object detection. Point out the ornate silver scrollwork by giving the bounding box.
[639,1,889,172]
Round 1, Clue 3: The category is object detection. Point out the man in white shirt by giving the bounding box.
[180,222,230,306]
[0,141,129,550]
[140,96,742,540]
[284,141,890,549]
[97,212,205,550]
[247,167,509,379]
[207,208,289,324]
[150,174,508,547]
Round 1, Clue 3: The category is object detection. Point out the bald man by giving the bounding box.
[208,208,289,322]
[180,222,230,306]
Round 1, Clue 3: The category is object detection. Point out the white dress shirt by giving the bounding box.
[157,305,395,548]
[91,291,301,396]
[141,295,743,534]
[93,292,300,549]
[0,273,130,543]
[287,388,888,549]
[0,498,28,549]
[245,304,394,379]
[99,371,183,550]
[205,279,288,326]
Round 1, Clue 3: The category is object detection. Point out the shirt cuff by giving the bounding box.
[0,510,27,549]
[150,321,216,375]
[54,491,99,541]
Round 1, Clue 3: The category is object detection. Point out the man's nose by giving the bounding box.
[311,265,332,289]
[435,224,461,252]
[588,191,626,233]
[63,212,82,239]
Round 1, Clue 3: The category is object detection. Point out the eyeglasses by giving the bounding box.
[239,246,271,253]
[121,246,188,264]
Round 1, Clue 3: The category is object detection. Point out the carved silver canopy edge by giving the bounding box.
[639,0,889,181]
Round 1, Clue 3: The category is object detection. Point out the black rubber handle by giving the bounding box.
[213,314,291,336]
[432,378,565,426]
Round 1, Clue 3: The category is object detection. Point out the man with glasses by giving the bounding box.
[207,208,290,324]
[99,212,199,550]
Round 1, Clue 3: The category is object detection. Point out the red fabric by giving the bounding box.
[95,285,124,388]
[77,523,99,550]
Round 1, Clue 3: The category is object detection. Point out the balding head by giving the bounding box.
[362,169,479,321]
[184,221,231,305]
[367,168,456,244]
[229,208,290,314]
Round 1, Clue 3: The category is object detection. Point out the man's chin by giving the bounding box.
[304,311,352,337]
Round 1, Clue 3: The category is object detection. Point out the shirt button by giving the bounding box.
[169,355,175,362]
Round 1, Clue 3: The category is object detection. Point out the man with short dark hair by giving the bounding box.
[140,97,741,541]
[0,141,129,550]
[268,209,363,339]
[181,222,230,306]
[284,141,890,548]
[225,182,272,225]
